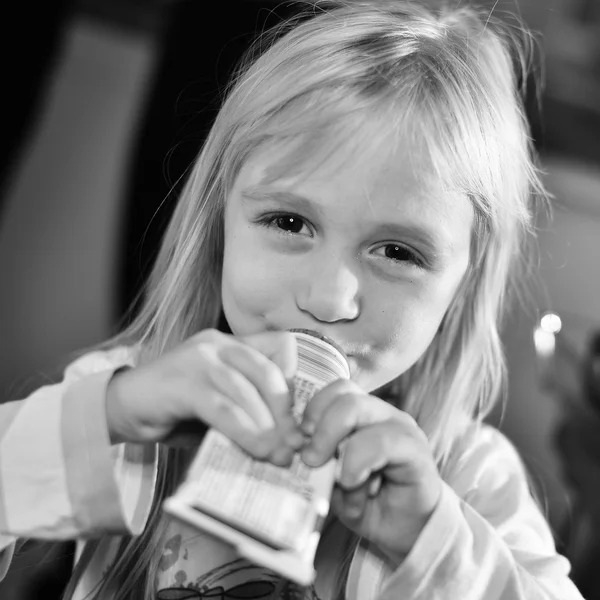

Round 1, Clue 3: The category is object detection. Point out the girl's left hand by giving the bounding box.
[300,379,442,565]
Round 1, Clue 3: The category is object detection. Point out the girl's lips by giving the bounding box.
[264,324,370,377]
[265,324,361,360]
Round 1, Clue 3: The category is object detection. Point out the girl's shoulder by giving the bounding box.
[458,421,521,460]
[444,421,531,500]
[443,422,555,543]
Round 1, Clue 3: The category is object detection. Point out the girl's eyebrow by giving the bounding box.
[241,185,455,255]
[240,186,322,214]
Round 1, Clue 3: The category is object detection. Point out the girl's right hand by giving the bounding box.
[105,329,303,464]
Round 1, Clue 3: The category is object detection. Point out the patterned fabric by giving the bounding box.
[0,347,585,599]
[155,558,323,599]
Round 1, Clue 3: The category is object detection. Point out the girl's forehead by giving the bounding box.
[243,121,444,199]
[234,131,466,229]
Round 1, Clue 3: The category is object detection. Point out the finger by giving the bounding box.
[301,379,359,434]
[333,440,381,496]
[301,390,398,467]
[334,481,371,521]
[206,353,276,431]
[336,421,427,489]
[192,387,282,460]
[219,343,299,435]
[240,331,298,381]
[193,343,275,431]
[368,474,383,497]
[192,329,297,382]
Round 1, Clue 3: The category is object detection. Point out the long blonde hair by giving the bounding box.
[63,1,548,598]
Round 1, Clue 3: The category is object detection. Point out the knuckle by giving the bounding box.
[381,422,401,453]
[336,391,365,419]
[332,379,360,395]
[247,349,287,393]
[345,391,366,409]
[214,399,237,423]
[252,352,280,380]
[196,328,223,344]
[195,343,214,359]
[194,345,221,371]
[396,409,419,430]
[309,390,360,432]
[391,411,429,446]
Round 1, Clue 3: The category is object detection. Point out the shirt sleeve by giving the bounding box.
[0,347,158,582]
[374,423,583,600]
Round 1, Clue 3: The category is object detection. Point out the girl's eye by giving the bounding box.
[256,213,310,235]
[376,243,424,268]
[274,215,304,233]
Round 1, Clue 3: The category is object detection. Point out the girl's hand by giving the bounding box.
[105,329,303,465]
[300,379,442,564]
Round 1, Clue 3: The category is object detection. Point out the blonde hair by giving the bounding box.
[63,1,548,598]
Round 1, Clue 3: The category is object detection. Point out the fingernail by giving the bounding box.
[368,475,382,497]
[271,444,294,467]
[301,420,315,436]
[334,457,343,482]
[301,447,319,467]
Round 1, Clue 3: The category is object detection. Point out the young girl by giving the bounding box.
[0,1,585,599]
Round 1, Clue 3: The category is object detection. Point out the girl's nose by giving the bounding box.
[296,253,361,323]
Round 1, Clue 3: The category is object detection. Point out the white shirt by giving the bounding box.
[0,346,584,599]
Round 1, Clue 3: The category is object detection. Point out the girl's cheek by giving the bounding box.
[240,262,291,310]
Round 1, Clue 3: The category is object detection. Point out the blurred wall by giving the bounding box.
[0,14,156,396]
[486,0,600,532]
[496,160,600,531]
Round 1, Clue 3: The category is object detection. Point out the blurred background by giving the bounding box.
[0,0,599,598]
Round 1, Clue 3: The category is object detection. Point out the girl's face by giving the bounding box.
[221,137,473,392]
